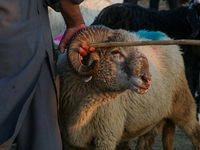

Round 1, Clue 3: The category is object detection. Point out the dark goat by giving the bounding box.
[91,3,200,120]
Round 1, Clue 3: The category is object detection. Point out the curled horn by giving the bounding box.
[67,26,114,77]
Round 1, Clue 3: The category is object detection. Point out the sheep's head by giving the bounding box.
[67,26,151,94]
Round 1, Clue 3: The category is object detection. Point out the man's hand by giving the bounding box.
[59,0,96,59]
[58,24,86,54]
[78,43,95,61]
[58,24,95,60]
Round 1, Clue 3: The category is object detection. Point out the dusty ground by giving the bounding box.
[11,1,198,150]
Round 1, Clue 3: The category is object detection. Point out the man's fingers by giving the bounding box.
[58,36,69,54]
[80,56,83,61]
[78,44,96,60]
[89,47,95,52]
[59,43,66,54]
[58,28,77,54]
[78,47,88,56]
[81,43,90,53]
[81,43,95,53]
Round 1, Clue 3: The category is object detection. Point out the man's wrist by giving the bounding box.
[60,0,85,27]
[67,24,86,31]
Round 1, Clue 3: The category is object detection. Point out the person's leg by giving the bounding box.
[16,58,62,150]
[168,0,179,9]
[150,0,160,10]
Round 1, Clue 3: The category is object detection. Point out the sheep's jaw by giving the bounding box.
[131,82,151,94]
[128,73,152,94]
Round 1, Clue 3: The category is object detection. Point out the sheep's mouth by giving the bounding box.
[132,83,150,94]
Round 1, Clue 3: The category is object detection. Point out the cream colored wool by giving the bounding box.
[58,28,200,150]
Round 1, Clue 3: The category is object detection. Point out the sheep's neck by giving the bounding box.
[59,72,122,129]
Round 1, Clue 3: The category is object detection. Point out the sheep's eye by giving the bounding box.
[111,50,120,55]
[111,50,124,61]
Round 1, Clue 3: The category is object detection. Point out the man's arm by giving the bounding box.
[58,0,86,54]
[60,0,85,29]
[58,0,95,59]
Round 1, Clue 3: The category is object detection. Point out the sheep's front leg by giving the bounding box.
[162,119,175,150]
[116,140,133,150]
[93,138,118,150]
[136,133,155,150]
[136,120,166,150]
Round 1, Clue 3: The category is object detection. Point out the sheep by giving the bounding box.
[179,0,189,5]
[48,0,123,38]
[57,26,200,150]
[91,2,200,121]
[92,3,196,39]
[162,0,189,9]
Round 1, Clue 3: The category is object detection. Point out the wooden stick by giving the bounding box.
[88,39,200,48]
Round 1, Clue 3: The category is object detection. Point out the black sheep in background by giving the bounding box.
[150,0,179,10]
[91,2,200,120]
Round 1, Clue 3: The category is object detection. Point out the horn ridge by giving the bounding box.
[67,26,114,77]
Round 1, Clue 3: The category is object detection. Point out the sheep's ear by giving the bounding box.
[85,76,92,82]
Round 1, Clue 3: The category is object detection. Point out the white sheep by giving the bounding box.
[58,26,200,150]
[48,0,123,38]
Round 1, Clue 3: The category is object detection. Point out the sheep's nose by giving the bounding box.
[140,74,152,85]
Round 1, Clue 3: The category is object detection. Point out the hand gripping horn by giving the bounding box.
[67,26,114,77]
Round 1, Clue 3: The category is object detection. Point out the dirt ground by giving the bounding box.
[11,0,198,150]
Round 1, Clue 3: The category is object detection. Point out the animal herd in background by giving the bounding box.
[48,0,190,38]
[48,0,200,149]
